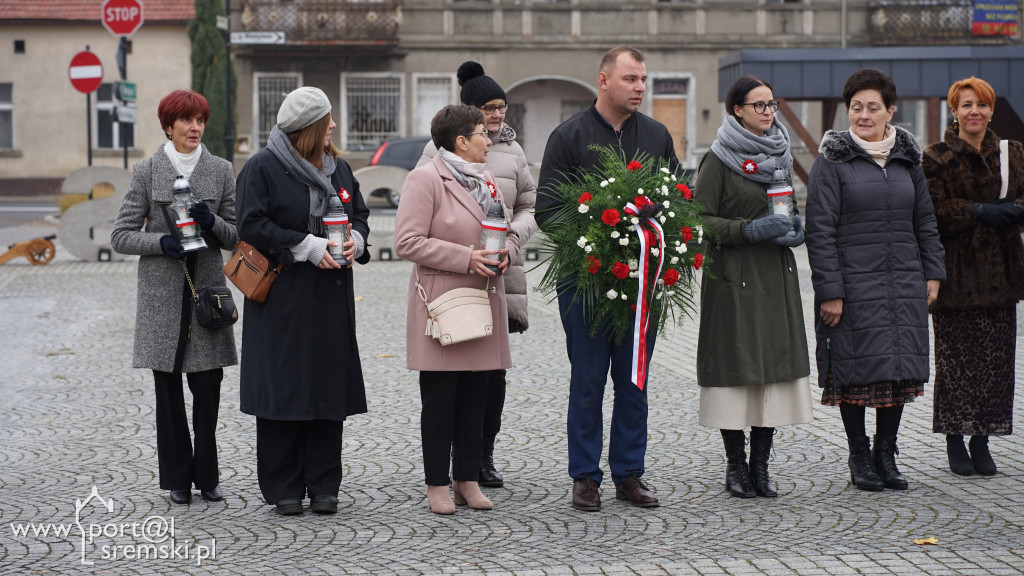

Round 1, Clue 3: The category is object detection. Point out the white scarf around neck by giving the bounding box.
[850,125,896,167]
[163,141,202,180]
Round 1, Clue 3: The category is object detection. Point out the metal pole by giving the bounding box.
[87,92,92,167]
[224,0,234,164]
[841,0,847,49]
[120,37,128,170]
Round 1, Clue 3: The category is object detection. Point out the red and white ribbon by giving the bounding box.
[623,201,666,390]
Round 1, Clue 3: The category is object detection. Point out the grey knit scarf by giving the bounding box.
[710,115,793,185]
[266,125,338,236]
[438,147,493,213]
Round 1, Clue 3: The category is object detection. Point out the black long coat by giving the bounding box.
[235,149,370,421]
[806,128,946,389]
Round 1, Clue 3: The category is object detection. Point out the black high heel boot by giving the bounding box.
[478,439,504,487]
[871,435,908,490]
[946,434,974,476]
[969,435,997,476]
[847,436,884,491]
[749,427,778,498]
[721,430,755,498]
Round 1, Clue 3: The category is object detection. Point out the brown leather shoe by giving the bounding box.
[572,478,601,511]
[615,476,659,508]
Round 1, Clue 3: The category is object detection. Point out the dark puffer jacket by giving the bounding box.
[805,128,946,389]
[922,127,1024,311]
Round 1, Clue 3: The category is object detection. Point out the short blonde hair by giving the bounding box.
[948,77,996,111]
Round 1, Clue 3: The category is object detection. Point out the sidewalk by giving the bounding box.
[1,222,1022,575]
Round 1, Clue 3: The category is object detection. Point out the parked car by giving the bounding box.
[364,136,430,207]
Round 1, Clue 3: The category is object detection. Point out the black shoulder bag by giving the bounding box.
[181,261,238,329]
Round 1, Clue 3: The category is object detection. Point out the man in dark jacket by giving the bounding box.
[537,45,678,512]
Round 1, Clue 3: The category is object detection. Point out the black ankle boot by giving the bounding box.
[872,435,908,490]
[721,430,755,498]
[478,439,504,487]
[848,436,884,491]
[749,427,778,498]
[946,434,974,476]
[969,435,997,476]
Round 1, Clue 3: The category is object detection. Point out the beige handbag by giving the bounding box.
[416,266,493,346]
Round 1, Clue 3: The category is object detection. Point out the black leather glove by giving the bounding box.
[973,202,1019,229]
[160,235,184,260]
[773,215,805,247]
[743,213,793,244]
[189,201,215,231]
[1007,202,1024,224]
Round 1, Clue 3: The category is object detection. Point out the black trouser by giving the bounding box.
[482,369,507,445]
[255,418,344,505]
[152,369,222,491]
[420,370,488,486]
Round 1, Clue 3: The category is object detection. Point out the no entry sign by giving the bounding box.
[102,0,144,38]
[68,51,103,94]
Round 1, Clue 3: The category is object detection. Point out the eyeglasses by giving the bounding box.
[739,100,780,114]
[464,131,489,140]
[480,104,507,115]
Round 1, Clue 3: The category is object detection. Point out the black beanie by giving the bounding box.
[457,61,507,108]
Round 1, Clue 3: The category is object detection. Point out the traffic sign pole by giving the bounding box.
[69,47,104,166]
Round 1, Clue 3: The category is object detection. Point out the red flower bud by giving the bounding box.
[602,209,621,226]
[578,192,593,204]
[626,161,643,171]
[611,262,630,279]
[693,253,704,270]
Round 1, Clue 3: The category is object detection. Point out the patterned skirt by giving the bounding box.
[820,375,924,408]
[932,306,1016,436]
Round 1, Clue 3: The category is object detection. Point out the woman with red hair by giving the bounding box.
[923,77,1024,477]
[112,89,238,505]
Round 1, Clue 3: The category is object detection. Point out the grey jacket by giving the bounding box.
[418,123,538,331]
[806,128,945,388]
[111,145,239,373]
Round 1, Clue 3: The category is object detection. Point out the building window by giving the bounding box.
[650,75,691,162]
[253,72,302,149]
[341,73,403,151]
[95,83,135,150]
[412,74,457,137]
[14,40,25,54]
[0,83,12,149]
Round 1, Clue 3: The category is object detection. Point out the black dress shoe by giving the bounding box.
[615,476,659,508]
[310,495,338,515]
[274,497,303,516]
[200,485,223,502]
[571,478,600,511]
[169,490,192,504]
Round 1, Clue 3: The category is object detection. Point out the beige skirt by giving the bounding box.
[698,377,814,429]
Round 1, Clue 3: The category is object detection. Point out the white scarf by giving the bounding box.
[163,141,202,180]
[850,125,896,167]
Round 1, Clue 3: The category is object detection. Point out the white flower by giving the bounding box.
[600,180,609,188]
[668,211,675,217]
[608,178,616,183]
[662,185,669,195]
[610,231,621,239]
[628,259,638,270]
[619,238,629,246]
[577,236,588,248]
[607,289,618,299]
[637,188,644,195]
[627,225,636,232]
[663,176,671,183]
[663,200,671,208]
[697,225,704,244]
[656,290,664,299]
[584,245,593,253]
[670,256,679,264]
[659,216,667,224]
[630,217,639,225]
[651,247,660,257]
[578,204,590,214]
[629,271,639,279]
[677,243,688,254]
[661,167,671,174]
[621,293,628,300]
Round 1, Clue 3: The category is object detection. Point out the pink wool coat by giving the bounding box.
[395,154,521,372]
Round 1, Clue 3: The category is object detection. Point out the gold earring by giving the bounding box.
[952,116,959,129]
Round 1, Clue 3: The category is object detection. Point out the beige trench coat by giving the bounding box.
[395,155,520,372]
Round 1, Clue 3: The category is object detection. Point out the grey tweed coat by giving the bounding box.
[111,144,239,373]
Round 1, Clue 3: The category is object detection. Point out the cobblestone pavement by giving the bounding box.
[1,219,1023,575]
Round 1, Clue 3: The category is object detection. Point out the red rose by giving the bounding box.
[611,262,630,279]
[633,195,651,208]
[676,183,692,199]
[682,226,693,243]
[627,160,643,171]
[663,268,680,287]
[602,209,621,226]
[693,253,704,270]
[586,255,602,274]
[339,187,351,203]
[578,192,593,204]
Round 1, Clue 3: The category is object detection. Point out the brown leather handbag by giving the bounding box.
[222,241,282,303]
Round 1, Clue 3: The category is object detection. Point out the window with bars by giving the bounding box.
[341,73,403,151]
[0,83,12,149]
[413,74,456,137]
[95,83,135,150]
[254,73,302,149]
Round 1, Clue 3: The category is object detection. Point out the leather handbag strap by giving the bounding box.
[415,263,490,311]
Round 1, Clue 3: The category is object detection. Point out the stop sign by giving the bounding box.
[102,0,144,37]
[68,51,103,94]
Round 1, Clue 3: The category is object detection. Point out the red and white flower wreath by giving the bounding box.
[742,159,758,175]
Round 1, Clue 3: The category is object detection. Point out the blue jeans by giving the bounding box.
[558,289,656,485]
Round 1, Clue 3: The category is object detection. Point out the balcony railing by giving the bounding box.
[240,0,402,45]
[868,0,1020,45]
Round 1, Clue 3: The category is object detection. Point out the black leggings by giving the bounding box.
[840,404,904,438]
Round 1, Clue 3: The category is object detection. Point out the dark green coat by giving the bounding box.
[694,151,809,387]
